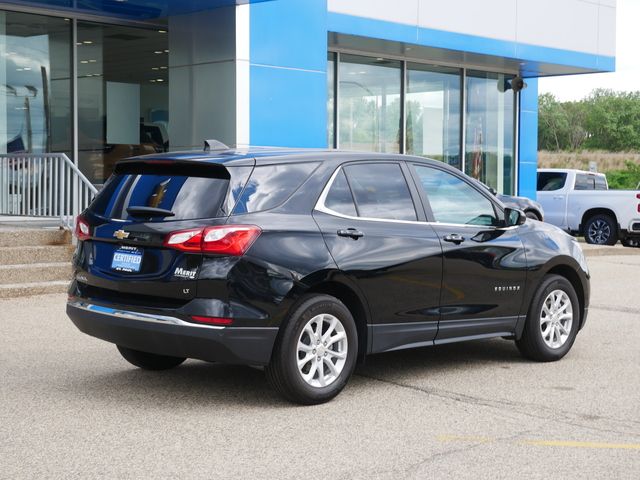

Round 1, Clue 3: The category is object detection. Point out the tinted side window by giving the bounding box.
[575,174,595,190]
[537,172,567,191]
[233,162,319,214]
[414,165,499,226]
[325,170,357,217]
[594,175,608,190]
[343,163,417,221]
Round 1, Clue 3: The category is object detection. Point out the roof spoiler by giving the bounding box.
[204,139,229,152]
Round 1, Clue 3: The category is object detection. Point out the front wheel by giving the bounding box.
[117,345,186,370]
[516,275,580,362]
[266,295,358,405]
[584,214,618,245]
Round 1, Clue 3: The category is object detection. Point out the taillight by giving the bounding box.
[74,215,90,241]
[190,315,233,326]
[637,193,640,213]
[163,225,261,256]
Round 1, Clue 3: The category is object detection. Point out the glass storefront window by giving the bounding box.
[77,22,168,184]
[327,52,335,148]
[0,12,71,157]
[406,63,461,169]
[464,71,515,194]
[338,54,401,153]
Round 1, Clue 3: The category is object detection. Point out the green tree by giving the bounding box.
[538,93,588,151]
[538,93,568,150]
[583,89,640,151]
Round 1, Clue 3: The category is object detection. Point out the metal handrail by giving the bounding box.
[0,153,98,229]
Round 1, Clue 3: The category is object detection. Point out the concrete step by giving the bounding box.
[0,262,71,285]
[0,280,69,299]
[0,245,74,265]
[0,228,71,247]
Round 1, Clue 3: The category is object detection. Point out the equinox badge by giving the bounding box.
[113,229,130,240]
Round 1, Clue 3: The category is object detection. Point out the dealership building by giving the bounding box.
[0,0,616,206]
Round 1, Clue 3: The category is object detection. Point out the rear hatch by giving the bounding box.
[75,158,254,305]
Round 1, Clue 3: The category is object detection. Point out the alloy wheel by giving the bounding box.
[540,289,573,349]
[297,314,348,388]
[587,219,611,244]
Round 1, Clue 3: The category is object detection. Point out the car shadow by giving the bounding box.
[68,338,526,408]
[357,337,526,378]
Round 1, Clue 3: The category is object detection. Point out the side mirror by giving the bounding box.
[505,207,526,227]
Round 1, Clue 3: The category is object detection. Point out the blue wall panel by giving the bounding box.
[249,65,327,148]
[249,0,328,147]
[518,78,538,200]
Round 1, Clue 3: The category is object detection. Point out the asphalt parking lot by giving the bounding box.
[1,254,639,479]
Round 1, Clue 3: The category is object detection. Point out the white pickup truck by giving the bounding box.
[537,168,640,246]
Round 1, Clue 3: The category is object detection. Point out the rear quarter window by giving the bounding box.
[232,162,319,214]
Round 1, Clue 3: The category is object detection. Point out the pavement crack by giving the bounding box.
[590,304,640,315]
[355,372,640,438]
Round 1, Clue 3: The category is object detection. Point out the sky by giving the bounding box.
[538,0,640,101]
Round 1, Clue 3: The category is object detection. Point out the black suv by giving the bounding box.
[67,147,590,404]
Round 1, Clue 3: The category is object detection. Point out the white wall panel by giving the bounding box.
[328,0,616,58]
[517,0,599,54]
[327,0,419,26]
[598,4,616,57]
[418,0,517,42]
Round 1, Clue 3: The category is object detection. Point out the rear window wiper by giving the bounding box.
[126,206,175,218]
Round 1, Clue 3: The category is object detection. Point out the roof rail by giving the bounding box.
[204,139,229,152]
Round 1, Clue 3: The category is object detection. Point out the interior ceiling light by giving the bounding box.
[83,40,93,44]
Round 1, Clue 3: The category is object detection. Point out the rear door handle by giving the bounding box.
[337,228,364,239]
[443,233,465,244]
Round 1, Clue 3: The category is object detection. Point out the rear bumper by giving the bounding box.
[67,300,278,365]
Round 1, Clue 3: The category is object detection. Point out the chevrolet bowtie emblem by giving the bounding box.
[113,229,130,240]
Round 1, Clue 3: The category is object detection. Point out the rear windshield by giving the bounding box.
[89,165,253,221]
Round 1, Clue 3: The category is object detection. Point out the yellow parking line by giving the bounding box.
[522,440,640,450]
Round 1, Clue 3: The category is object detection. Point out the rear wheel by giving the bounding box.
[117,345,186,370]
[584,214,618,245]
[516,275,580,362]
[266,295,358,405]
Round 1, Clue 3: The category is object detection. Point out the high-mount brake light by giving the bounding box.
[74,215,91,241]
[163,225,261,255]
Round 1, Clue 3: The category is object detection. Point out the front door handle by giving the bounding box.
[337,228,364,240]
[443,233,465,244]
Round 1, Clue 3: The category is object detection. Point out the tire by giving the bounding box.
[516,274,580,362]
[584,214,618,245]
[525,210,540,221]
[117,345,186,370]
[266,294,358,405]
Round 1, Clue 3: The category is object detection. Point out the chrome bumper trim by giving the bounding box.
[67,300,226,330]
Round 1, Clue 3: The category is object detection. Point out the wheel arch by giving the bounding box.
[524,208,542,221]
[580,208,619,234]
[304,280,370,362]
[544,264,587,330]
